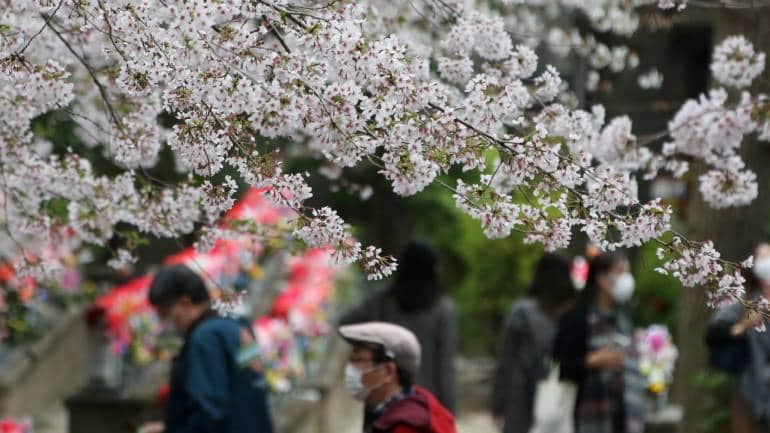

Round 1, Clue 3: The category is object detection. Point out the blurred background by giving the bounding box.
[3,4,770,433]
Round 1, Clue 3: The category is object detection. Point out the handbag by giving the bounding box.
[529,364,577,433]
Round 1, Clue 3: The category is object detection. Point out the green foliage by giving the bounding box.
[691,369,731,433]
[2,291,48,346]
[40,197,70,223]
[409,186,542,354]
[1,286,96,348]
[630,240,681,331]
[318,165,544,355]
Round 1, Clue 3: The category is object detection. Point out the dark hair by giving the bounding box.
[370,344,414,388]
[582,252,627,302]
[529,253,575,314]
[148,265,210,308]
[390,241,440,313]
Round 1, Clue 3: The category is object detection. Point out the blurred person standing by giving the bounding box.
[553,252,645,433]
[338,322,456,433]
[138,265,274,433]
[491,253,577,433]
[706,243,770,433]
[339,241,457,411]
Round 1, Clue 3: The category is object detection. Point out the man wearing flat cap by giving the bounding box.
[339,322,456,433]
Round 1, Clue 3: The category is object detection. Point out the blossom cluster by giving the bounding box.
[657,0,688,11]
[93,188,340,375]
[655,239,760,313]
[638,69,664,90]
[0,236,82,347]
[496,0,642,85]
[666,61,767,209]
[0,0,769,316]
[711,35,766,89]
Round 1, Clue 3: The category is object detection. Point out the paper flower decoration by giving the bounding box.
[635,324,678,395]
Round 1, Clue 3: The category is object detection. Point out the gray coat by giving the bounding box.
[338,290,457,411]
[492,298,557,433]
[709,301,770,427]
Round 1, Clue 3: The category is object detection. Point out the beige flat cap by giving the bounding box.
[338,322,421,376]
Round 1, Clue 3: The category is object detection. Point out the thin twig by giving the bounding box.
[43,14,125,133]
[15,0,64,56]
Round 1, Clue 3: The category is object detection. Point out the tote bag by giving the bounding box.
[529,364,577,433]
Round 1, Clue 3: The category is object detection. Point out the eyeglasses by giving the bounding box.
[348,355,377,365]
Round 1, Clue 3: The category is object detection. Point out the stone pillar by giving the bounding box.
[66,307,159,433]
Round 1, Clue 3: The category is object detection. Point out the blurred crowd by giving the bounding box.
[135,240,716,433]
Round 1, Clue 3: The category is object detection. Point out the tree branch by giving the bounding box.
[42,14,125,134]
[15,0,64,56]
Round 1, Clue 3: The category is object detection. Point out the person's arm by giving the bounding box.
[703,302,754,375]
[490,308,531,433]
[175,329,232,433]
[552,308,587,384]
[706,304,754,346]
[435,299,457,412]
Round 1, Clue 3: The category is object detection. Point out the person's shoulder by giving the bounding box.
[510,297,537,314]
[190,316,242,342]
[559,302,588,326]
[414,387,455,432]
[376,387,456,433]
[503,298,538,325]
[374,388,430,431]
[501,299,525,328]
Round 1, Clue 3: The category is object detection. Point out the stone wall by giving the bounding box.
[0,308,90,418]
[272,337,362,433]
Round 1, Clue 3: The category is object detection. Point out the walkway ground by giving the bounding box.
[456,410,497,432]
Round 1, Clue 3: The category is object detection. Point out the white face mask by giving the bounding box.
[754,258,770,283]
[612,272,635,303]
[344,364,383,401]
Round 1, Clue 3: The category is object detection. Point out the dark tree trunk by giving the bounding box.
[675,8,770,433]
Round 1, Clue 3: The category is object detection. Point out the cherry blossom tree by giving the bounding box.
[1,0,770,316]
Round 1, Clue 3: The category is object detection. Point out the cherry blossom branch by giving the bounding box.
[256,1,310,29]
[14,0,64,56]
[0,162,31,262]
[636,98,761,147]
[42,13,125,134]
[688,0,770,7]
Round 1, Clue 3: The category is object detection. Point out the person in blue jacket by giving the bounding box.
[138,265,274,433]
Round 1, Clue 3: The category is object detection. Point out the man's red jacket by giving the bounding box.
[372,386,456,433]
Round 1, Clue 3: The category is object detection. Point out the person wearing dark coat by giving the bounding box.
[491,253,576,433]
[552,253,646,433]
[339,241,457,411]
[706,243,770,433]
[138,265,274,433]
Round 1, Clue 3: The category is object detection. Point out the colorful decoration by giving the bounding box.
[0,242,84,348]
[571,256,589,290]
[93,189,343,392]
[92,275,164,362]
[635,324,678,395]
[242,247,338,391]
[0,417,32,433]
